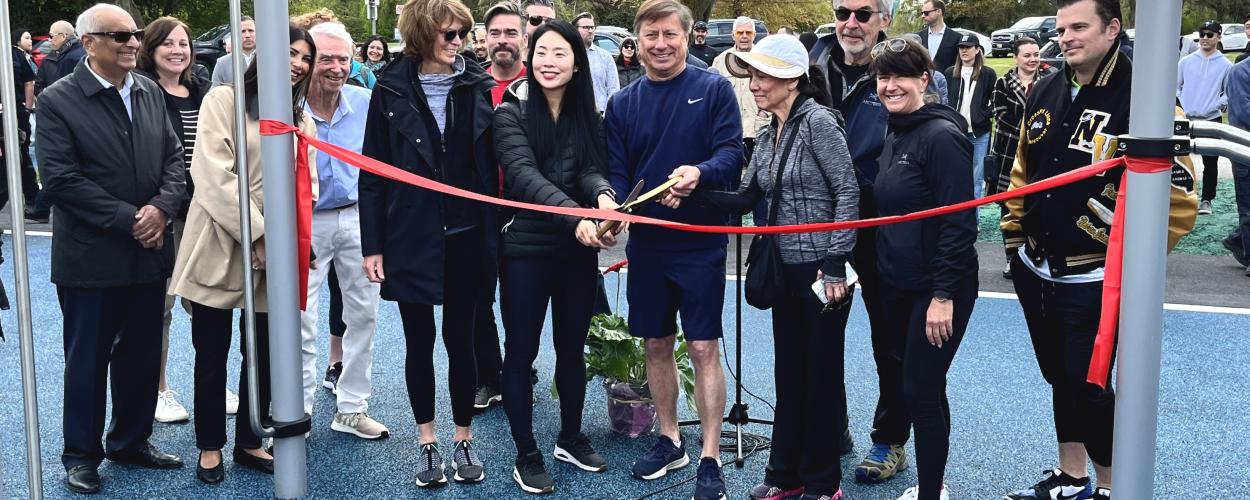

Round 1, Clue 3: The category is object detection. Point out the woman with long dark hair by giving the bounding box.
[614,37,644,88]
[169,24,318,485]
[871,37,978,500]
[493,20,619,494]
[944,34,996,199]
[360,35,391,74]
[135,15,218,425]
[691,34,859,500]
[360,0,497,487]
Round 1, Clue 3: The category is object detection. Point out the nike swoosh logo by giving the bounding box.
[687,98,703,104]
[1050,485,1086,500]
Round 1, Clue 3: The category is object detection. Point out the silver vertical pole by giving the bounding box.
[254,1,309,498]
[0,6,44,498]
[1112,0,1181,497]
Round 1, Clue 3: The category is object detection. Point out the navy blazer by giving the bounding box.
[916,28,963,73]
[36,62,187,287]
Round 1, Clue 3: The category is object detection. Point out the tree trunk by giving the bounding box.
[684,0,715,22]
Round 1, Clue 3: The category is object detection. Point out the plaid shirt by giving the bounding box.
[987,65,1056,195]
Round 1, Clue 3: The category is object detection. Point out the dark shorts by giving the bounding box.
[626,247,727,341]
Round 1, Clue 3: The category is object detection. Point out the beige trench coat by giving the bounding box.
[170,85,318,312]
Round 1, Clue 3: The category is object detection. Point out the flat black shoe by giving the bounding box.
[65,465,101,494]
[233,447,274,474]
[24,208,49,224]
[196,451,225,484]
[106,443,183,469]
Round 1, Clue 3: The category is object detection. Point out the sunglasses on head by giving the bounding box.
[90,30,144,43]
[442,28,470,42]
[835,7,880,23]
[527,15,553,27]
[870,37,909,59]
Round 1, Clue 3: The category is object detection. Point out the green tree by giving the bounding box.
[712,0,833,32]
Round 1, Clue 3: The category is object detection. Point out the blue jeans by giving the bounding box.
[967,132,990,199]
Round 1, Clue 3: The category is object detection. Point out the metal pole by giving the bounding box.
[254,1,309,497]
[227,0,274,444]
[0,8,44,498]
[1113,0,1181,497]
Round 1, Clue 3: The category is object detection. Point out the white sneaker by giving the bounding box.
[225,389,240,415]
[898,484,949,500]
[331,412,391,439]
[154,390,190,423]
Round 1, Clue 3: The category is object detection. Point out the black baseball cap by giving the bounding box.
[694,21,708,30]
[1198,20,1221,34]
[956,33,979,47]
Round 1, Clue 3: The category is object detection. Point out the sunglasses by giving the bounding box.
[621,44,635,49]
[920,9,937,15]
[89,30,144,43]
[442,28,470,42]
[527,15,553,27]
[835,7,880,23]
[1198,31,1218,39]
[870,37,909,59]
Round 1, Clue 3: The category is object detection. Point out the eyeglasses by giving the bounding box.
[527,16,553,27]
[89,30,144,43]
[870,37,909,59]
[577,24,596,31]
[734,30,755,36]
[442,28,470,42]
[1198,31,1218,39]
[835,8,881,23]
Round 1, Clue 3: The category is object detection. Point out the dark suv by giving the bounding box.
[194,24,230,72]
[704,18,768,51]
[991,16,1057,57]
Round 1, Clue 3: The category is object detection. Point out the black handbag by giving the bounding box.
[744,122,801,310]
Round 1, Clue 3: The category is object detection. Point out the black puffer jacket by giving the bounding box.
[494,80,613,258]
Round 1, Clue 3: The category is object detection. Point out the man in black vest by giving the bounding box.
[37,3,187,494]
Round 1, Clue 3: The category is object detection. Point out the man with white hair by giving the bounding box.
[300,22,388,440]
[210,16,256,86]
[712,16,768,162]
[37,3,188,493]
[35,19,85,97]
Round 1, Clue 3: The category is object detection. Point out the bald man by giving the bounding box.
[34,20,84,96]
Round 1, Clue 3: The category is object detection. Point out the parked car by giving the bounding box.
[30,35,51,67]
[703,18,768,51]
[594,32,623,57]
[1039,39,1064,68]
[954,28,993,55]
[598,25,632,40]
[991,16,1057,57]
[194,24,230,72]
[1182,23,1248,52]
[815,23,836,37]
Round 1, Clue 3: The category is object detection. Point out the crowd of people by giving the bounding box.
[6,0,1245,498]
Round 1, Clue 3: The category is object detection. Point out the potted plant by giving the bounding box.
[583,313,697,438]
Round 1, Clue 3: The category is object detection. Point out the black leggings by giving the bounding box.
[500,249,597,455]
[190,302,270,451]
[765,261,850,496]
[882,285,976,500]
[396,229,483,428]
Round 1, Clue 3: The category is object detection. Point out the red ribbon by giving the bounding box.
[602,259,629,275]
[1086,155,1173,389]
[257,120,313,311]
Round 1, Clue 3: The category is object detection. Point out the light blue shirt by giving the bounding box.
[927,29,945,62]
[588,45,620,113]
[306,84,371,210]
[1177,50,1232,120]
[84,57,135,119]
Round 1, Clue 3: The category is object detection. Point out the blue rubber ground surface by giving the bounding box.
[2,234,1248,499]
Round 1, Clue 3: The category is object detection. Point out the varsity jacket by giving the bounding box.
[1000,39,1198,277]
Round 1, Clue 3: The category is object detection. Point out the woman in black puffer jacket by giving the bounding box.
[492,21,620,493]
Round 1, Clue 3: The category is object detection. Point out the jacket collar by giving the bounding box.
[73,58,143,99]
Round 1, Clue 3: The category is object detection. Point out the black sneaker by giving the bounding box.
[474,383,502,410]
[1091,487,1110,500]
[1223,237,1249,267]
[414,443,447,488]
[554,432,607,472]
[513,450,554,494]
[693,457,727,500]
[323,362,342,393]
[1003,468,1092,499]
[452,439,485,483]
[631,435,689,480]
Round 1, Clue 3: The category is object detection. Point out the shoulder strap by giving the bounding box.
[765,121,802,225]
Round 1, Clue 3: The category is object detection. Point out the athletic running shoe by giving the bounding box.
[1198,200,1213,215]
[513,450,554,494]
[414,443,447,487]
[854,442,908,483]
[748,482,804,499]
[631,435,690,480]
[799,491,844,500]
[225,389,239,415]
[898,484,949,500]
[452,439,485,483]
[1091,487,1110,500]
[330,412,390,439]
[474,383,503,410]
[1003,468,1093,499]
[554,432,607,472]
[154,390,189,423]
[693,457,726,500]
[323,361,342,393]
